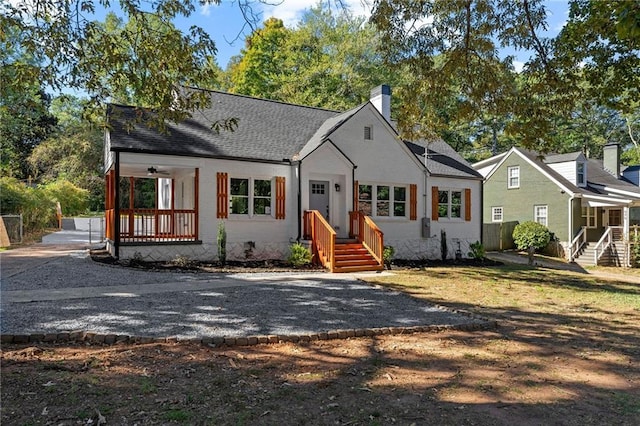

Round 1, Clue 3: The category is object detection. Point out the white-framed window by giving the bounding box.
[359,183,407,217]
[230,177,272,216]
[534,205,548,226]
[438,189,462,219]
[582,206,596,228]
[577,162,585,186]
[507,166,520,189]
[364,125,373,140]
[492,206,503,223]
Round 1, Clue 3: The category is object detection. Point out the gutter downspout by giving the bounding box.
[480,181,484,244]
[568,195,574,262]
[296,160,302,242]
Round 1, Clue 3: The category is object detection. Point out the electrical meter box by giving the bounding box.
[422,217,430,238]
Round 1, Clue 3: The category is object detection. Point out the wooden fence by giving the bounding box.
[483,221,519,251]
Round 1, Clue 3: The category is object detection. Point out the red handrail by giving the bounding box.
[349,211,383,266]
[304,210,336,272]
[118,208,197,243]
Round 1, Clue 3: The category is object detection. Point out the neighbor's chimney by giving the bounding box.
[370,85,391,121]
[603,143,620,178]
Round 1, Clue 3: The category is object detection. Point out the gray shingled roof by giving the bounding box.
[405,139,483,179]
[586,158,640,194]
[500,147,640,199]
[108,90,340,162]
[545,152,583,163]
[295,105,364,160]
[108,88,478,178]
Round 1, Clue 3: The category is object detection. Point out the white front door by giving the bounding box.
[309,180,330,221]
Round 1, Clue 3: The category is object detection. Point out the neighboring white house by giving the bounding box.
[104,86,483,271]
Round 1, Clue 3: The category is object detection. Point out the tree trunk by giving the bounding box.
[527,246,535,265]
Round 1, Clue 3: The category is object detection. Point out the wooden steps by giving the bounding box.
[332,241,383,273]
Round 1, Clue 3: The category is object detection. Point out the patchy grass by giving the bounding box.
[2,264,639,425]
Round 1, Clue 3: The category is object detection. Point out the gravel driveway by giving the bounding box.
[1,244,491,341]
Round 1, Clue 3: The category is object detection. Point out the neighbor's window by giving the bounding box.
[534,205,548,226]
[508,166,520,189]
[230,178,273,216]
[582,206,596,228]
[577,162,585,186]
[492,206,503,223]
[438,189,462,219]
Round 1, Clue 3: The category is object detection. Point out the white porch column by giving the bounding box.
[623,206,629,241]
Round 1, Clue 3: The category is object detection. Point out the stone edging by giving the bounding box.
[0,319,498,347]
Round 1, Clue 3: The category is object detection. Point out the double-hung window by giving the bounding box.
[359,183,407,218]
[507,166,520,189]
[438,189,462,219]
[230,178,272,216]
[582,206,596,228]
[492,206,503,223]
[577,162,585,186]
[534,205,548,226]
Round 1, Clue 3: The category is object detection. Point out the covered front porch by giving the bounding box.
[570,196,638,267]
[105,161,200,258]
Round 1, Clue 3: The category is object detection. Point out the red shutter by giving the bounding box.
[465,188,471,221]
[431,186,439,221]
[409,184,417,220]
[217,172,228,219]
[275,176,286,219]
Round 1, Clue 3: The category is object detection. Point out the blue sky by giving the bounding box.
[179,0,571,70]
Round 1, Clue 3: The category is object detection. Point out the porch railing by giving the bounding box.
[304,210,336,271]
[570,226,587,261]
[118,208,197,243]
[349,211,384,266]
[593,226,613,265]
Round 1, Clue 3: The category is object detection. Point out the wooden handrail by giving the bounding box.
[118,208,197,242]
[349,211,384,267]
[304,210,336,272]
[594,226,613,265]
[570,226,587,260]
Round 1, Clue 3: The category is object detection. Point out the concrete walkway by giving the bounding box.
[486,251,640,284]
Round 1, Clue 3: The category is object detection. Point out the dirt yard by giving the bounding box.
[2,263,639,425]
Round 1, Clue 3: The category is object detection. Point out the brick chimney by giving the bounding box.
[603,143,620,178]
[370,85,391,121]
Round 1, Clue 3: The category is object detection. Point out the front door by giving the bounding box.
[309,180,330,221]
[609,209,622,226]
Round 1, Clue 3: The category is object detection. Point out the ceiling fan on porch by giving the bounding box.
[147,166,170,176]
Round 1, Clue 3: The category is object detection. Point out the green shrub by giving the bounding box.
[512,221,551,265]
[42,179,89,215]
[0,177,56,233]
[383,245,395,269]
[217,221,227,265]
[468,241,485,260]
[288,242,313,267]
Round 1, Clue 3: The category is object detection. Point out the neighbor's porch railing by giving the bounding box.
[570,226,587,261]
[593,226,613,265]
[304,210,336,272]
[349,211,384,266]
[119,208,197,243]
